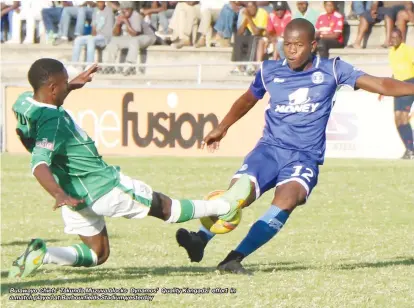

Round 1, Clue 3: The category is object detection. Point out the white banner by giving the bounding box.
[326,90,408,159]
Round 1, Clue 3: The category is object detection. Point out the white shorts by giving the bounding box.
[61,173,153,237]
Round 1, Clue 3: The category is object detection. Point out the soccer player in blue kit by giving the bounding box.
[176,19,414,275]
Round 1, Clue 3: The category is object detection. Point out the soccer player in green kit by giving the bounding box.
[8,58,250,278]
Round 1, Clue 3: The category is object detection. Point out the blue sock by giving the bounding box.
[398,124,414,151]
[198,225,215,244]
[235,205,290,257]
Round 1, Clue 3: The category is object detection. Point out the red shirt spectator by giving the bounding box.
[316,11,344,44]
[266,2,291,37]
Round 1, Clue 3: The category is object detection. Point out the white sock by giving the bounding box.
[166,199,230,223]
[43,247,77,266]
[192,199,230,218]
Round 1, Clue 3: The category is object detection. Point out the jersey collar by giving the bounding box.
[27,97,57,109]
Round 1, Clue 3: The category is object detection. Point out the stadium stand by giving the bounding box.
[1,1,413,85]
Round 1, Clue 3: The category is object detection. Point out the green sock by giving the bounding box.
[177,199,195,222]
[71,244,98,267]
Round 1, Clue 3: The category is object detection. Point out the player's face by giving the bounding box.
[324,1,335,14]
[51,70,69,107]
[390,31,402,48]
[284,29,316,70]
[296,2,308,14]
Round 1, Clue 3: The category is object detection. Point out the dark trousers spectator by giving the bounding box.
[350,5,405,48]
[352,1,373,16]
[59,6,94,39]
[214,3,237,39]
[317,39,343,58]
[150,9,174,33]
[1,11,12,41]
[42,7,63,35]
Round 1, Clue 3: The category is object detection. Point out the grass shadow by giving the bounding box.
[336,257,414,270]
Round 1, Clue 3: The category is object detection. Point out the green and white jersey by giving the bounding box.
[12,92,120,211]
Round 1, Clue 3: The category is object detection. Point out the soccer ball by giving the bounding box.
[200,190,242,234]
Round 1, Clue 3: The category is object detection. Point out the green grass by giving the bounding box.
[1,154,413,308]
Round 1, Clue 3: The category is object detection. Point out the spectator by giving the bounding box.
[1,1,19,42]
[104,1,156,76]
[256,1,273,13]
[232,1,268,75]
[167,1,200,49]
[140,1,176,34]
[71,1,113,64]
[347,1,406,49]
[54,1,96,45]
[386,28,414,159]
[348,1,373,20]
[42,1,71,44]
[195,0,226,48]
[315,1,344,58]
[236,1,273,29]
[293,1,319,26]
[256,1,291,61]
[237,1,268,36]
[213,1,242,47]
[396,1,414,43]
[7,0,52,44]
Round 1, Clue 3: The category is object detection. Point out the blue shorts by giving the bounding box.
[394,78,414,112]
[233,143,319,200]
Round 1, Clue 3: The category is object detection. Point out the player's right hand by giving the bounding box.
[378,94,384,101]
[202,127,227,152]
[53,193,84,211]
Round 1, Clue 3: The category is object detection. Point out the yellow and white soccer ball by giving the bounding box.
[200,190,242,234]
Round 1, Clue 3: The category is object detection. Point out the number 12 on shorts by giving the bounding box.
[291,165,314,182]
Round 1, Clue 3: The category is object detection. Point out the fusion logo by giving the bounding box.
[122,92,219,149]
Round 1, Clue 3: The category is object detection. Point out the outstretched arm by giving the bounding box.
[67,64,98,93]
[218,89,259,132]
[356,75,414,97]
[202,89,259,151]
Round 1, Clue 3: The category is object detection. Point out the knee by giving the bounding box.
[94,246,110,265]
[395,114,402,126]
[397,10,409,22]
[229,177,256,207]
[148,191,171,221]
[86,37,96,47]
[274,185,307,212]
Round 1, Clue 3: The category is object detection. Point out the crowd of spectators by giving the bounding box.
[1,1,413,75]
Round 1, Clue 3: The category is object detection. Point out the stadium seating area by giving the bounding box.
[1,1,414,85]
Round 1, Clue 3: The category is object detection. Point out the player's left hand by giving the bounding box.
[53,192,84,211]
[68,63,99,91]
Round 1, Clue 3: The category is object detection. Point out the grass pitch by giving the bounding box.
[1,154,413,308]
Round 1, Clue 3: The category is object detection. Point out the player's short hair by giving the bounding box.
[28,58,65,92]
[285,18,315,42]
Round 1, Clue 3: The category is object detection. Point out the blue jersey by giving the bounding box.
[250,56,365,164]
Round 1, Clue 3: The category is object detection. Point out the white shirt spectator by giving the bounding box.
[200,0,227,11]
[7,0,53,44]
